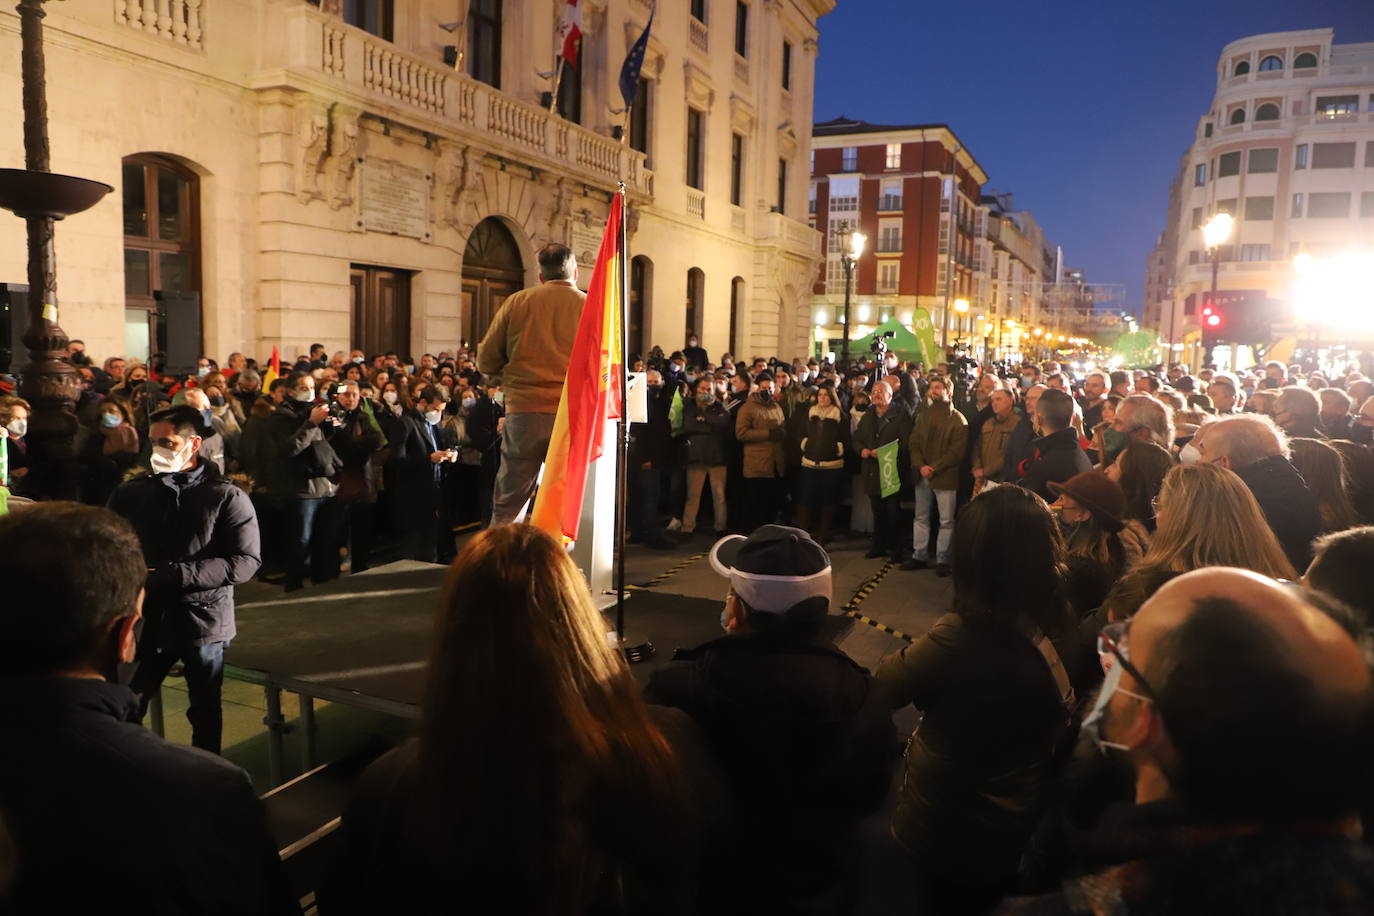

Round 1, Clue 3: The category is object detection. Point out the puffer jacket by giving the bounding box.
[801,404,848,470]
[682,398,731,467]
[908,399,968,491]
[735,394,786,478]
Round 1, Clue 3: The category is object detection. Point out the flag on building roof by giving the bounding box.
[618,3,655,109]
[530,193,625,543]
[557,0,584,70]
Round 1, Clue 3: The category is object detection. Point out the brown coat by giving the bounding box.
[975,411,1022,482]
[735,395,786,478]
[476,279,585,415]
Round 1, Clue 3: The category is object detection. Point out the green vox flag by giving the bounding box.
[911,308,940,369]
[876,439,901,498]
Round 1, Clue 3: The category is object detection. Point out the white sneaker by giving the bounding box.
[666,517,683,532]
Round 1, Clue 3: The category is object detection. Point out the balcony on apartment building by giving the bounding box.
[255,3,652,196]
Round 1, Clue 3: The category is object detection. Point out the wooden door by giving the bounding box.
[351,265,412,356]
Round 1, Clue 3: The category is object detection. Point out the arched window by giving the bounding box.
[1294,52,1317,69]
[1233,60,1251,76]
[729,277,744,355]
[1254,103,1280,121]
[1229,108,1246,125]
[629,256,651,359]
[1258,55,1283,72]
[686,268,705,343]
[123,154,200,366]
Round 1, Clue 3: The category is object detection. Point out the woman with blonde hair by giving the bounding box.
[1290,437,1357,533]
[320,524,703,915]
[1103,462,1295,619]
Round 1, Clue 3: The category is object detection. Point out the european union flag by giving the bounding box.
[618,4,655,109]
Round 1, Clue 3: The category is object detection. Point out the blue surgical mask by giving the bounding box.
[100,412,122,428]
[200,408,213,427]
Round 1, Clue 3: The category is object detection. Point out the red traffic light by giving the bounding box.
[1206,314,1221,327]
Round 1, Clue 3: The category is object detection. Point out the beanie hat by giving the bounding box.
[709,525,832,614]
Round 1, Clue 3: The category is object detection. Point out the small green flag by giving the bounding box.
[876,439,901,498]
[669,387,684,436]
[0,436,8,489]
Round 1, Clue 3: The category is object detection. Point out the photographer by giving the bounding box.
[267,370,344,592]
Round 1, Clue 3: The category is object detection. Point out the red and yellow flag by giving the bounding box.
[262,345,281,390]
[530,193,624,542]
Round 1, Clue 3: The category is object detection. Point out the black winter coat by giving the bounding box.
[1234,454,1322,573]
[1017,427,1092,501]
[266,401,343,499]
[681,399,731,466]
[630,383,677,468]
[0,676,298,916]
[107,460,261,649]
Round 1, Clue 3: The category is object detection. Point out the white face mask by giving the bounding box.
[461,397,476,409]
[382,390,399,405]
[196,366,211,378]
[100,413,122,428]
[424,409,442,425]
[149,440,193,474]
[1179,442,1202,465]
[293,389,315,403]
[5,418,27,438]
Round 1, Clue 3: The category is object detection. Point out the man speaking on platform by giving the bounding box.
[479,243,585,525]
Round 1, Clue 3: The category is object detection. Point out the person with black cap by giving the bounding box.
[644,525,895,916]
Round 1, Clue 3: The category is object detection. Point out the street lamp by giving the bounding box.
[839,230,866,367]
[1201,212,1234,368]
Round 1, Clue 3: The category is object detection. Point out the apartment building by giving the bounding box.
[0,0,830,364]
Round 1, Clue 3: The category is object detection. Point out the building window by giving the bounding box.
[841,147,857,172]
[1316,95,1359,119]
[1254,103,1280,121]
[690,0,706,23]
[878,262,899,294]
[734,1,748,58]
[1258,55,1283,72]
[1203,121,1213,138]
[123,155,201,362]
[629,77,651,158]
[1367,141,1374,167]
[1218,151,1241,177]
[885,143,901,169]
[556,53,582,124]
[686,108,704,190]
[1233,60,1250,76]
[808,183,816,214]
[1291,193,1303,218]
[1194,163,1207,185]
[776,158,787,214]
[880,178,902,210]
[781,41,792,91]
[1295,144,1308,169]
[468,0,502,88]
[1191,207,1203,229]
[1312,142,1356,169]
[878,223,901,252]
[1361,192,1374,219]
[1229,108,1246,125]
[686,268,705,339]
[1294,51,1318,69]
[729,277,743,353]
[1307,192,1351,219]
[343,0,393,40]
[729,134,744,206]
[1240,244,1271,261]
[1188,250,1200,265]
[1216,198,1237,215]
[1244,196,1274,220]
[1248,148,1278,173]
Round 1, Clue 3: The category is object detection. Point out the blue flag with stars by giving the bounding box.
[618,4,655,109]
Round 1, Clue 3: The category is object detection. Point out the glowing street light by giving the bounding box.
[839,230,867,367]
[1201,212,1234,367]
[953,298,969,313]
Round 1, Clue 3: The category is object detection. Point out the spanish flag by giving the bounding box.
[530,193,625,542]
[262,345,281,390]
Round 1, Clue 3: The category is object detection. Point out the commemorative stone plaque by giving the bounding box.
[360,158,430,239]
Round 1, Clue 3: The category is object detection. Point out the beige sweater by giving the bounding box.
[476,280,586,414]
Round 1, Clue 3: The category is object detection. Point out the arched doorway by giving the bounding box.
[462,217,524,347]
[629,255,652,359]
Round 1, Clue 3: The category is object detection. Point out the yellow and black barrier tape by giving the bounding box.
[840,562,914,642]
[635,551,709,589]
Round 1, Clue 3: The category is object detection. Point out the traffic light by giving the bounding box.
[1201,299,1225,367]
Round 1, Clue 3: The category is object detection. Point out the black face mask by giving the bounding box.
[208,395,225,407]
[758,390,774,402]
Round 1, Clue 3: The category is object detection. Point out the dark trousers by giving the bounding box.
[131,640,227,754]
[631,465,661,538]
[285,496,342,590]
[341,500,377,574]
[743,475,784,534]
[870,494,904,559]
[398,481,443,563]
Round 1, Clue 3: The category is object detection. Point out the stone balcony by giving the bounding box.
[756,210,822,259]
[255,4,652,197]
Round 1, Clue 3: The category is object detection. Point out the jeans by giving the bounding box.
[285,496,341,590]
[682,465,727,533]
[912,480,957,564]
[491,412,557,525]
[131,641,227,754]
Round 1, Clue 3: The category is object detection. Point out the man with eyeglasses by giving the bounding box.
[999,567,1374,913]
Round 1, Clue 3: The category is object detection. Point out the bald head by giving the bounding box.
[1119,567,1373,822]
[1196,413,1288,469]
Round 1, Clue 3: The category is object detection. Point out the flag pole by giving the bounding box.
[549,57,566,114]
[614,182,630,645]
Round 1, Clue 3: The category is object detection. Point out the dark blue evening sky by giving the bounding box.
[813,0,1373,320]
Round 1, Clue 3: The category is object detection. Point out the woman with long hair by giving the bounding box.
[1049,470,1150,614]
[1290,437,1358,533]
[1103,462,1295,620]
[1111,440,1173,533]
[320,525,694,915]
[878,485,1079,913]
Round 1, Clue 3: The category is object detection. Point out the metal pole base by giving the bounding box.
[618,633,656,664]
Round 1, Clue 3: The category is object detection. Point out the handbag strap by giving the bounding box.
[1020,618,1076,713]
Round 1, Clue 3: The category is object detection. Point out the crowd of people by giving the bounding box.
[4,242,1374,913]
